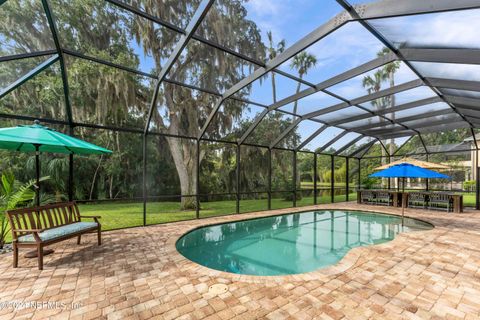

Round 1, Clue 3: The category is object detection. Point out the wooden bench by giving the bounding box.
[6,201,101,270]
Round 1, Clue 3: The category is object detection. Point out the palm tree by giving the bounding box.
[363,68,388,186]
[378,48,401,156]
[290,52,317,114]
[267,31,285,103]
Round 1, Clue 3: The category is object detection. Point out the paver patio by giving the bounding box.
[0,203,479,320]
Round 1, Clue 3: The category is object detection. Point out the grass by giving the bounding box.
[2,191,475,243]
[78,192,357,231]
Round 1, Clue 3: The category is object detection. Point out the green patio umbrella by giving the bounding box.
[0,120,112,206]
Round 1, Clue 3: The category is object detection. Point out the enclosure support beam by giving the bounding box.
[239,54,396,144]
[142,135,147,226]
[236,144,240,214]
[296,125,328,151]
[199,9,352,140]
[346,157,349,202]
[350,140,375,158]
[68,126,74,202]
[425,154,429,191]
[470,128,479,150]
[330,97,442,127]
[359,141,377,159]
[338,0,476,139]
[357,0,480,19]
[269,118,302,149]
[353,109,453,131]
[293,151,297,207]
[357,158,361,191]
[373,119,467,138]
[427,78,480,92]
[0,50,57,63]
[387,156,391,190]
[196,140,200,218]
[314,153,318,205]
[269,54,397,113]
[334,135,364,156]
[62,48,267,111]
[393,136,414,157]
[42,0,73,126]
[144,0,214,135]
[42,0,77,206]
[331,155,335,203]
[238,109,269,145]
[476,153,479,210]
[418,133,429,154]
[268,148,272,210]
[303,79,423,119]
[0,55,59,100]
[106,0,266,68]
[317,131,349,154]
[402,48,480,65]
[377,139,390,157]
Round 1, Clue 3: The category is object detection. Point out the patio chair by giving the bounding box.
[428,193,452,212]
[360,191,375,204]
[375,191,392,206]
[407,192,426,209]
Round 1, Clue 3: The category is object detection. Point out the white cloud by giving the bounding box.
[413,62,480,82]
[244,0,290,42]
[370,9,480,49]
[246,0,284,16]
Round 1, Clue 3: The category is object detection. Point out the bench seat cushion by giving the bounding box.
[18,222,98,243]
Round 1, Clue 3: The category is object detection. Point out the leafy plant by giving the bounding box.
[0,171,50,248]
[463,180,476,192]
[362,177,377,190]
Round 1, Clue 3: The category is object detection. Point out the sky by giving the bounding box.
[4,0,478,154]
[229,1,479,151]
[130,0,478,153]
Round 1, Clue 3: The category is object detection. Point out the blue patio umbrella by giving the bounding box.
[369,163,450,218]
[370,163,450,179]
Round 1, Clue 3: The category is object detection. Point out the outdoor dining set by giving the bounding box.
[357,190,463,213]
[358,159,463,213]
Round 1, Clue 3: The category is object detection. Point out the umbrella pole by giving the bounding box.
[402,177,405,227]
[26,144,55,258]
[35,144,40,206]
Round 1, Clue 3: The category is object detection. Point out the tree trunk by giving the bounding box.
[292,80,302,114]
[89,155,103,200]
[109,175,114,199]
[389,72,396,188]
[271,72,277,103]
[389,72,396,156]
[166,137,197,210]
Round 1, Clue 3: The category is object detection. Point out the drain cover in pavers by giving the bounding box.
[208,283,229,295]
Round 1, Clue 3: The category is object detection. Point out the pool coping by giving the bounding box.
[165,205,438,284]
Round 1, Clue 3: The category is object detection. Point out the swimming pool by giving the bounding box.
[176,210,433,276]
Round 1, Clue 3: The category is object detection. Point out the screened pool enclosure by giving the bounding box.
[1,0,480,229]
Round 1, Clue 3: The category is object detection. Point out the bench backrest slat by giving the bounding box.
[6,202,81,241]
[60,207,69,224]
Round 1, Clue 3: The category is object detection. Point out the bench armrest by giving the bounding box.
[79,215,101,224]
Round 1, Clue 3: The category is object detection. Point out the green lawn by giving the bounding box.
[3,191,475,243]
[78,192,357,231]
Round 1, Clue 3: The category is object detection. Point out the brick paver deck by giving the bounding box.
[1,203,480,320]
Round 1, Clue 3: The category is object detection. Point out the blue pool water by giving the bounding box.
[176,210,433,276]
